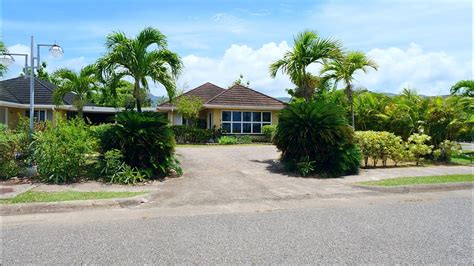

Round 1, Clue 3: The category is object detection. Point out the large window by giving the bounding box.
[221,111,272,134]
[25,109,49,122]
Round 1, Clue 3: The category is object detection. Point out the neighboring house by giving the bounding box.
[158,82,285,134]
[0,76,123,128]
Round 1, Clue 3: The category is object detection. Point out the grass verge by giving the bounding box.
[357,174,473,187]
[0,191,146,204]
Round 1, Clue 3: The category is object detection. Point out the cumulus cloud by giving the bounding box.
[354,43,471,95]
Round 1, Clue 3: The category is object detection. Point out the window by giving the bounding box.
[221,111,272,134]
[25,109,48,122]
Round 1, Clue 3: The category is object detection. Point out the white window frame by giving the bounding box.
[221,110,272,134]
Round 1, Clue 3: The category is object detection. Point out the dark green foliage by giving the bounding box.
[171,125,213,143]
[0,129,22,179]
[105,111,178,178]
[262,125,277,142]
[274,100,360,177]
[33,119,97,183]
[90,123,116,153]
[100,149,145,184]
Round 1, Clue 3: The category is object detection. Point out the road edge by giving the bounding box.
[352,182,473,193]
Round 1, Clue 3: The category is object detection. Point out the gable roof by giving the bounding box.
[159,82,225,107]
[159,83,285,109]
[0,76,76,105]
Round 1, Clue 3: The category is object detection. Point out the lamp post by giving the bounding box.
[0,36,63,134]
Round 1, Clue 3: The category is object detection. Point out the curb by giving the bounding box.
[352,182,473,193]
[0,191,160,216]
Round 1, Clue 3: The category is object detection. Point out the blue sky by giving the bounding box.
[1,0,472,96]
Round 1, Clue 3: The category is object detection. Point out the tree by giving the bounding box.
[21,61,60,85]
[53,65,97,118]
[0,41,7,77]
[321,51,378,128]
[97,27,183,112]
[451,80,474,97]
[231,74,250,87]
[176,95,203,126]
[269,30,342,101]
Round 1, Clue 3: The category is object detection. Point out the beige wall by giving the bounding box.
[2,107,66,129]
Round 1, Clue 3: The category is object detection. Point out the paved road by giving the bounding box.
[2,190,472,264]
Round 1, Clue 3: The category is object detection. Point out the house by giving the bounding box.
[158,83,285,134]
[0,76,124,128]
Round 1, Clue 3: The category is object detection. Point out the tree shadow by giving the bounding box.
[250,159,325,179]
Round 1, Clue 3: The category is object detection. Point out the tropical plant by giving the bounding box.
[274,100,360,177]
[53,65,98,117]
[218,136,239,145]
[176,95,203,126]
[33,119,97,184]
[0,41,7,77]
[353,92,389,131]
[355,131,406,167]
[269,30,342,101]
[100,149,145,184]
[407,133,433,166]
[171,125,213,143]
[262,125,277,142]
[104,111,178,178]
[0,129,23,179]
[97,27,183,112]
[321,51,378,128]
[231,74,250,87]
[451,80,474,97]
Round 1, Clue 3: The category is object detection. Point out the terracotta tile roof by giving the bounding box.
[206,84,285,107]
[159,83,285,108]
[159,82,225,107]
[0,76,76,105]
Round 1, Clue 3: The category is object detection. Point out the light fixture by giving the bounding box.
[49,44,63,58]
[0,53,15,66]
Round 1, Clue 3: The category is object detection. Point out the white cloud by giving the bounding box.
[165,41,293,97]
[354,43,471,95]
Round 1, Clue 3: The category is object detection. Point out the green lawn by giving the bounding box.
[451,154,473,165]
[0,191,146,204]
[357,174,474,187]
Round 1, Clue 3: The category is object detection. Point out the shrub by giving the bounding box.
[407,133,433,166]
[249,135,267,143]
[90,123,116,153]
[236,135,252,144]
[355,131,406,167]
[296,156,315,177]
[33,119,97,183]
[218,136,238,145]
[433,140,461,163]
[0,129,22,179]
[274,100,360,177]
[100,149,144,184]
[106,111,179,178]
[262,125,277,142]
[171,125,213,143]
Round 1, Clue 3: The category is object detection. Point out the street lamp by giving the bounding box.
[0,36,63,134]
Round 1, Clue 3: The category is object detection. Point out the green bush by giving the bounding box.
[407,133,433,165]
[33,119,97,183]
[249,135,267,143]
[100,149,144,184]
[274,100,360,177]
[355,131,407,167]
[106,111,179,178]
[236,135,252,144]
[90,123,116,153]
[262,125,277,142]
[433,140,460,163]
[171,125,213,143]
[218,136,238,145]
[0,129,22,179]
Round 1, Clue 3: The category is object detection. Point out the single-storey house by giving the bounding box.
[158,83,285,134]
[0,76,128,129]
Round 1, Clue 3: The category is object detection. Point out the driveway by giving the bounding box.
[147,145,471,208]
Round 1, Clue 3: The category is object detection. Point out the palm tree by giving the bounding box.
[321,51,378,128]
[53,65,97,118]
[269,30,342,101]
[451,80,474,97]
[97,27,183,112]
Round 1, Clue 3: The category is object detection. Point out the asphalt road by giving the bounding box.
[2,191,473,264]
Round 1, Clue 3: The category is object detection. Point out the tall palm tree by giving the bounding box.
[321,51,378,128]
[451,79,474,97]
[53,65,97,118]
[269,30,342,101]
[97,27,183,112]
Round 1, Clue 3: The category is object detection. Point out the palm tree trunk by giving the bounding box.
[346,83,355,129]
[134,79,142,112]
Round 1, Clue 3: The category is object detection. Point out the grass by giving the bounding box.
[0,190,146,204]
[451,154,473,165]
[177,143,271,147]
[357,174,474,187]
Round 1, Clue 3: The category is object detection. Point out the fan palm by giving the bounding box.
[321,51,378,128]
[269,30,342,101]
[450,80,474,97]
[97,27,183,112]
[53,65,98,118]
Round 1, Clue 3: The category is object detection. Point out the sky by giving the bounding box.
[1,0,472,97]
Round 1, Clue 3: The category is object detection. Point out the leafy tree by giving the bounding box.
[97,27,183,112]
[0,41,7,77]
[407,133,433,166]
[175,95,203,127]
[353,92,389,131]
[231,74,250,87]
[269,30,342,101]
[451,80,474,97]
[53,65,98,118]
[21,61,60,84]
[321,51,378,128]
